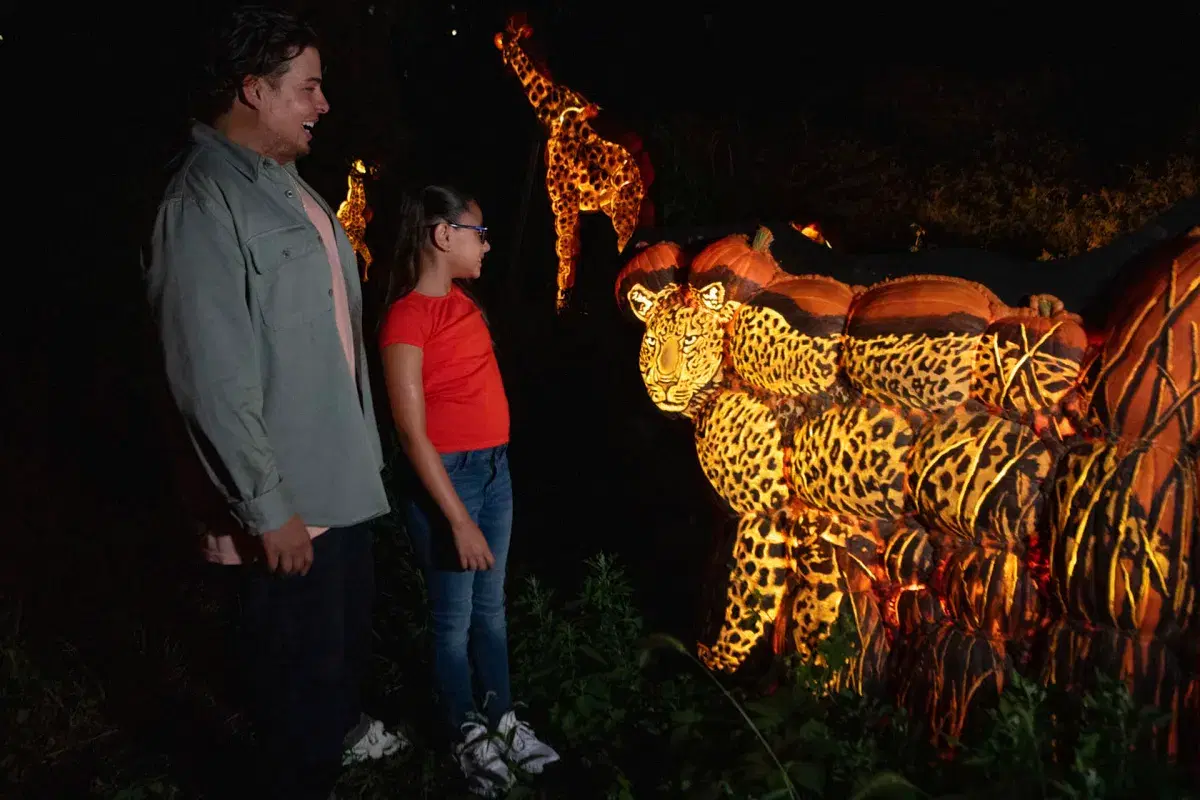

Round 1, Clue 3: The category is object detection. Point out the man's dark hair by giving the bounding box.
[196,4,321,123]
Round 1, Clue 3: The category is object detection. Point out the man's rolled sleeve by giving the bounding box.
[148,188,294,536]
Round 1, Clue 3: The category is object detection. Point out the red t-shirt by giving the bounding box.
[379,285,510,453]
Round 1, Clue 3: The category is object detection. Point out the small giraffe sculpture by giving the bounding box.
[336,158,375,281]
[494,16,645,310]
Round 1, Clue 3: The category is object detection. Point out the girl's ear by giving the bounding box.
[429,221,452,252]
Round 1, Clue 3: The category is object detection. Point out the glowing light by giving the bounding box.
[616,224,1200,751]
[335,158,374,281]
[450,29,457,36]
[789,220,832,249]
[495,15,645,311]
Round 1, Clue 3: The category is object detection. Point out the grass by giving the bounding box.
[6,513,1197,798]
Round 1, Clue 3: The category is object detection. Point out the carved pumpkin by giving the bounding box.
[616,220,1200,761]
[973,295,1088,417]
[614,241,685,320]
[1088,227,1200,449]
[843,275,1007,412]
[689,226,787,304]
[730,275,856,396]
[495,16,645,311]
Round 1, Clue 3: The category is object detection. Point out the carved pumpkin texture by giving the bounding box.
[615,224,1200,758]
[495,16,645,311]
[689,227,787,303]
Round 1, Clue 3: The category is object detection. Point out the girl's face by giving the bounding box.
[443,201,490,280]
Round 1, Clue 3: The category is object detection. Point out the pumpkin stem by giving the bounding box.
[751,226,775,252]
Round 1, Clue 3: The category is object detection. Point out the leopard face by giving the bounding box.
[627,281,736,415]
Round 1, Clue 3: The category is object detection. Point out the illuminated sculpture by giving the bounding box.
[790,221,832,249]
[336,158,375,281]
[494,15,645,310]
[616,225,1200,754]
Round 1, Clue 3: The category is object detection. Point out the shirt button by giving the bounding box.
[282,248,291,257]
[328,289,334,296]
[286,190,295,198]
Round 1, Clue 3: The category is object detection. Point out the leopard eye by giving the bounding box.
[682,335,698,347]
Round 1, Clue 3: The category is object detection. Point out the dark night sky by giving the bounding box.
[14,2,1200,477]
[17,2,1200,352]
[33,3,1199,194]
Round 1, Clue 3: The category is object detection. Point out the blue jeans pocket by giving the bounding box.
[440,451,469,475]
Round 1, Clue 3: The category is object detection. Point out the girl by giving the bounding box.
[378,185,559,795]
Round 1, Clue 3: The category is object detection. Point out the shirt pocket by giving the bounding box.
[246,225,333,330]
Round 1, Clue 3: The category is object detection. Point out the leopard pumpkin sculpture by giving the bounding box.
[616,224,1200,756]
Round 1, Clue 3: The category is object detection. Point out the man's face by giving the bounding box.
[249,46,330,164]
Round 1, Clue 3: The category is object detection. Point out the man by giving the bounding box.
[143,6,405,798]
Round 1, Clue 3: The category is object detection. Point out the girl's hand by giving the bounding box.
[451,518,495,571]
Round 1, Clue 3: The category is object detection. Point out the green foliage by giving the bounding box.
[5,544,1197,798]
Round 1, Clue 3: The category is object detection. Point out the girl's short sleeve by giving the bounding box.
[379,296,433,349]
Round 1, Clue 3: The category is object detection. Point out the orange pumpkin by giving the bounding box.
[751,274,856,330]
[988,296,1087,362]
[847,274,1007,339]
[1089,228,1200,449]
[974,296,1089,415]
[689,226,786,303]
[614,241,686,318]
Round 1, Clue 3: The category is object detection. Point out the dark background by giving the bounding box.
[6,2,1200,794]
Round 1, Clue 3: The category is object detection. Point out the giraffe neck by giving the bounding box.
[344,178,364,209]
[503,42,582,129]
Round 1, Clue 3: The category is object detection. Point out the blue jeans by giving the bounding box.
[404,444,513,742]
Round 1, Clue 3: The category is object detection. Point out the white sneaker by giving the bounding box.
[342,716,409,766]
[455,722,515,797]
[496,710,560,775]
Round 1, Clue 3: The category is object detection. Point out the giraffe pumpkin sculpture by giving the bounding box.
[494,16,645,310]
[336,158,375,282]
[616,223,1200,756]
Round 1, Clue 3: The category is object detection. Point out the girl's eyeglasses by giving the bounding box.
[446,222,489,244]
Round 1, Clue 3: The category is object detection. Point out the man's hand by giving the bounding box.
[262,514,313,576]
[450,517,495,571]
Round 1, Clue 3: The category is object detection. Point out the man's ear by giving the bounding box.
[238,74,268,110]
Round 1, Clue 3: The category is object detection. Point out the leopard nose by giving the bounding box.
[657,339,680,374]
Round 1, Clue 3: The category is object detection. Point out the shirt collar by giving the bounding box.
[190,119,296,182]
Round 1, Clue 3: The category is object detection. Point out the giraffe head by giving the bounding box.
[493,15,533,54]
[494,13,593,131]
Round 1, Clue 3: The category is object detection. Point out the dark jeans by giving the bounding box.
[227,522,374,800]
[404,444,513,744]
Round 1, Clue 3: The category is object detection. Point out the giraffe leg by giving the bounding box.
[550,189,581,310]
[608,172,644,253]
[699,509,794,673]
[358,240,373,281]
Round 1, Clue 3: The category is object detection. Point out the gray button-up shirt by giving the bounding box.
[144,122,389,535]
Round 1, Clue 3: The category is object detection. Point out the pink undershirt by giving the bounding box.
[202,183,357,565]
